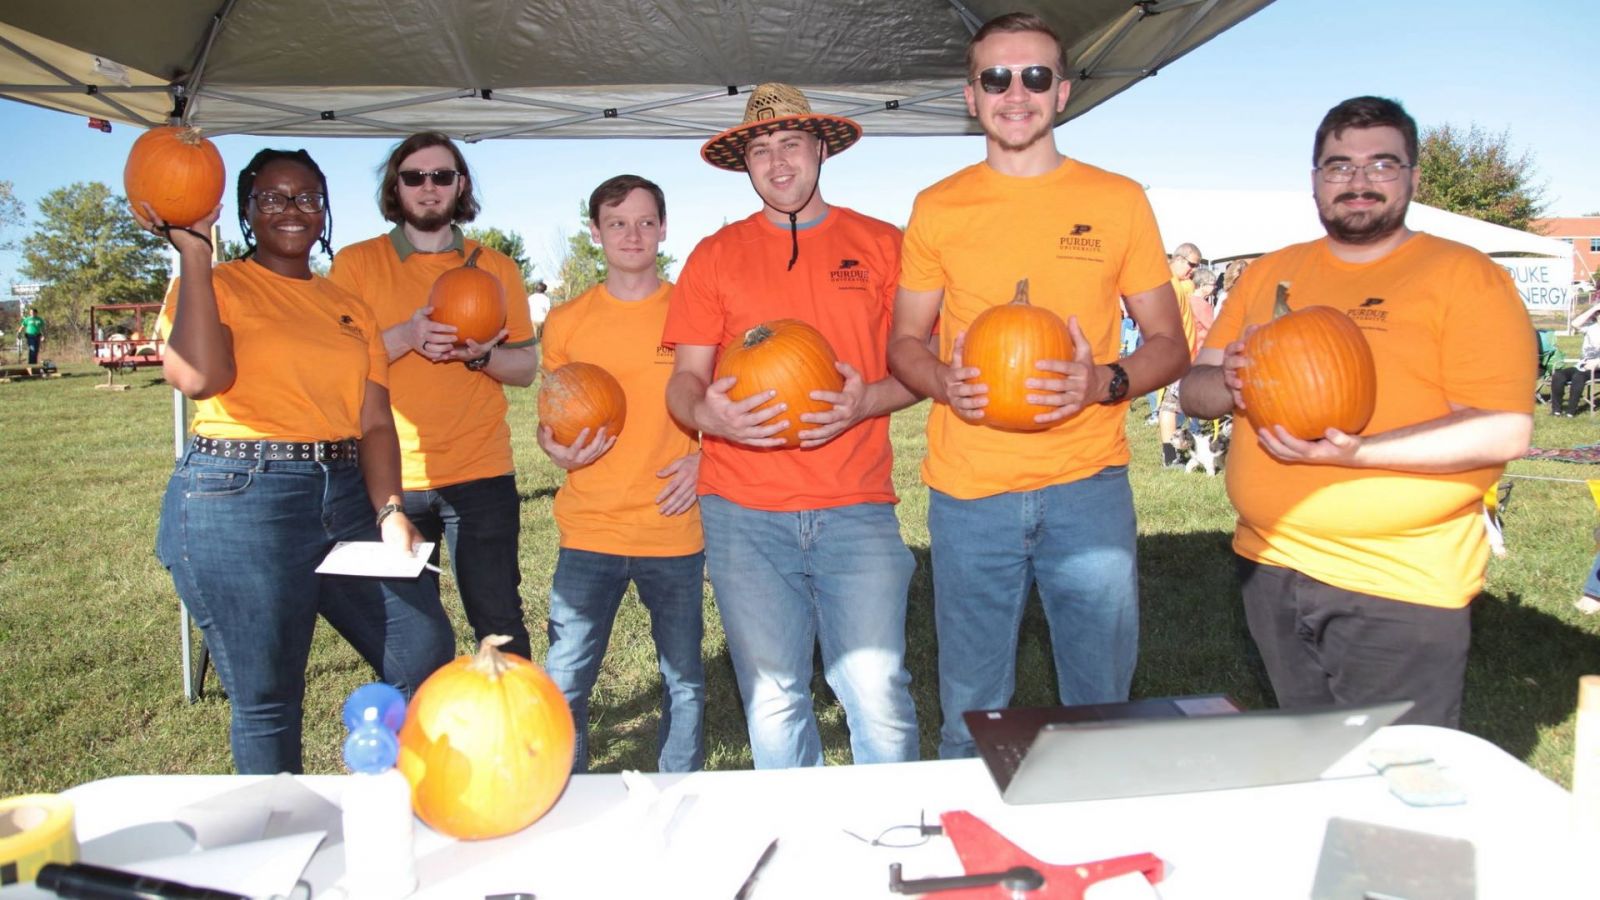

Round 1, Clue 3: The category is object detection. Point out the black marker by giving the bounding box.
[35,862,250,900]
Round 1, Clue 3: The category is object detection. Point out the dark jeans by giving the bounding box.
[1551,366,1590,415]
[156,448,456,774]
[25,334,40,364]
[1238,557,1470,728]
[544,548,707,773]
[404,474,530,659]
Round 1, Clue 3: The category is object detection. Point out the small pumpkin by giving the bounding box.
[538,361,627,446]
[428,247,507,346]
[1239,282,1377,440]
[714,319,844,448]
[961,278,1073,431]
[123,126,226,227]
[396,635,576,841]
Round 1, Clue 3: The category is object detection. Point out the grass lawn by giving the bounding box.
[3,360,1599,793]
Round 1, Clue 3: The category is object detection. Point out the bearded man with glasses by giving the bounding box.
[1179,96,1535,727]
[329,132,538,660]
[888,11,1188,760]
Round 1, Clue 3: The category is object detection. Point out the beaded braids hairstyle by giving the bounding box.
[235,148,334,258]
[1312,96,1419,167]
[377,131,481,225]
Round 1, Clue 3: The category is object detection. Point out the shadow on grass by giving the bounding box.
[519,486,559,503]
[1466,590,1600,760]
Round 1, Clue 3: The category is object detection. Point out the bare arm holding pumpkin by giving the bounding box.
[383,307,458,363]
[1180,341,1253,420]
[795,360,920,448]
[888,286,988,418]
[133,203,236,400]
[666,344,789,447]
[1256,405,1531,473]
[1027,280,1188,419]
[537,423,616,470]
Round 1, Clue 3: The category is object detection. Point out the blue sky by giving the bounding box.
[1,0,1593,287]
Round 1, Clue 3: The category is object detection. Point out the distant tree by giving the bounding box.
[19,182,167,339]
[464,225,534,288]
[1416,124,1548,232]
[0,180,24,251]
[219,239,250,261]
[551,200,675,302]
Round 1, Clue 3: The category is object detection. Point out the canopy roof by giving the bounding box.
[1,0,1272,141]
[1148,188,1574,262]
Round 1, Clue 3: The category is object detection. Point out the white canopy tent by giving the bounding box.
[1,0,1273,140]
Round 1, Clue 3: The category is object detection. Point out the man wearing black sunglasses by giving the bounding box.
[888,12,1188,760]
[329,131,538,660]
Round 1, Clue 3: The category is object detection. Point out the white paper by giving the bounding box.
[119,831,327,899]
[315,541,434,578]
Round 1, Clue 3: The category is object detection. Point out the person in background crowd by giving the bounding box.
[21,306,44,364]
[1550,303,1600,417]
[141,148,454,774]
[1158,243,1207,466]
[529,279,552,341]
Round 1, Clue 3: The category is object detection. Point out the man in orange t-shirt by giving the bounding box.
[1158,243,1208,466]
[664,84,920,769]
[539,175,705,773]
[329,132,537,659]
[1180,96,1535,727]
[888,13,1189,760]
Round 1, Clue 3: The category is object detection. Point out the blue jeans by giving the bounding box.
[545,548,706,773]
[156,448,456,774]
[404,474,529,659]
[700,495,919,768]
[929,466,1139,759]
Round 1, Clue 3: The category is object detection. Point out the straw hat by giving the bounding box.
[701,83,862,172]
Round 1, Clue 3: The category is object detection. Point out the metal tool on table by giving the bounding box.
[887,811,1163,899]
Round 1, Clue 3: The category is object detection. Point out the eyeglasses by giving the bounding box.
[1317,161,1412,183]
[398,169,461,188]
[250,191,326,214]
[970,65,1061,94]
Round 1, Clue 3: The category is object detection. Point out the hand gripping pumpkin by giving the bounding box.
[961,278,1073,431]
[427,247,507,346]
[538,361,627,446]
[123,126,226,228]
[397,636,576,840]
[714,318,844,448]
[1239,282,1377,440]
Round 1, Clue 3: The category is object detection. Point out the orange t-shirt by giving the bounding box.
[1204,233,1536,608]
[542,281,703,557]
[663,208,900,512]
[900,159,1172,500]
[328,229,534,490]
[1173,276,1198,357]
[161,259,386,441]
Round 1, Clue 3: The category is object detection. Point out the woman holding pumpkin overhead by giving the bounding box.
[138,148,455,774]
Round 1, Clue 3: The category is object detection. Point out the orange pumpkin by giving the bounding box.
[428,247,506,346]
[1240,283,1377,440]
[538,362,627,446]
[123,126,226,227]
[714,319,844,448]
[396,636,575,841]
[961,279,1073,431]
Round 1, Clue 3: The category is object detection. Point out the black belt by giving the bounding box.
[191,435,359,462]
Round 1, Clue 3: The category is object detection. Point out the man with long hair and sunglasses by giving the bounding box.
[888,11,1188,760]
[1179,96,1535,727]
[329,132,538,660]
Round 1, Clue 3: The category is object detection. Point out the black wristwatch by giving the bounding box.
[1100,362,1129,405]
[465,348,493,371]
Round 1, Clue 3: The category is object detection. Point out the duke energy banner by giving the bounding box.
[1497,258,1572,314]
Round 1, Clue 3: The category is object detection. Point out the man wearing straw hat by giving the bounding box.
[888,12,1189,760]
[664,83,920,769]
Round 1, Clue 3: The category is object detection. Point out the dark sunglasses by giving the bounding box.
[397,169,460,188]
[971,65,1060,94]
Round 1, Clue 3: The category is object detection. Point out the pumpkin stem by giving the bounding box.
[742,323,775,348]
[1271,282,1293,319]
[468,634,514,679]
[464,246,484,269]
[176,127,206,146]
[1011,278,1031,306]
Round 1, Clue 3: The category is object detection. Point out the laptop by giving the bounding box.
[965,697,1411,805]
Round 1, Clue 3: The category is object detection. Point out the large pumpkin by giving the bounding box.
[428,247,506,346]
[123,126,225,227]
[961,279,1073,431]
[397,636,575,841]
[714,319,844,448]
[1239,283,1377,440]
[538,362,627,446]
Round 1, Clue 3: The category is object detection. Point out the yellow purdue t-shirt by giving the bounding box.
[161,259,387,441]
[541,282,702,557]
[329,229,534,490]
[900,159,1172,499]
[1205,234,1536,608]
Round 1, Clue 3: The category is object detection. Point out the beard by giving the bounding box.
[1317,189,1409,245]
[402,203,455,233]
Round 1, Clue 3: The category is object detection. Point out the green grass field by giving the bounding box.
[2,360,1599,794]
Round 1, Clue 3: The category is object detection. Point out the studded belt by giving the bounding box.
[191,435,359,463]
